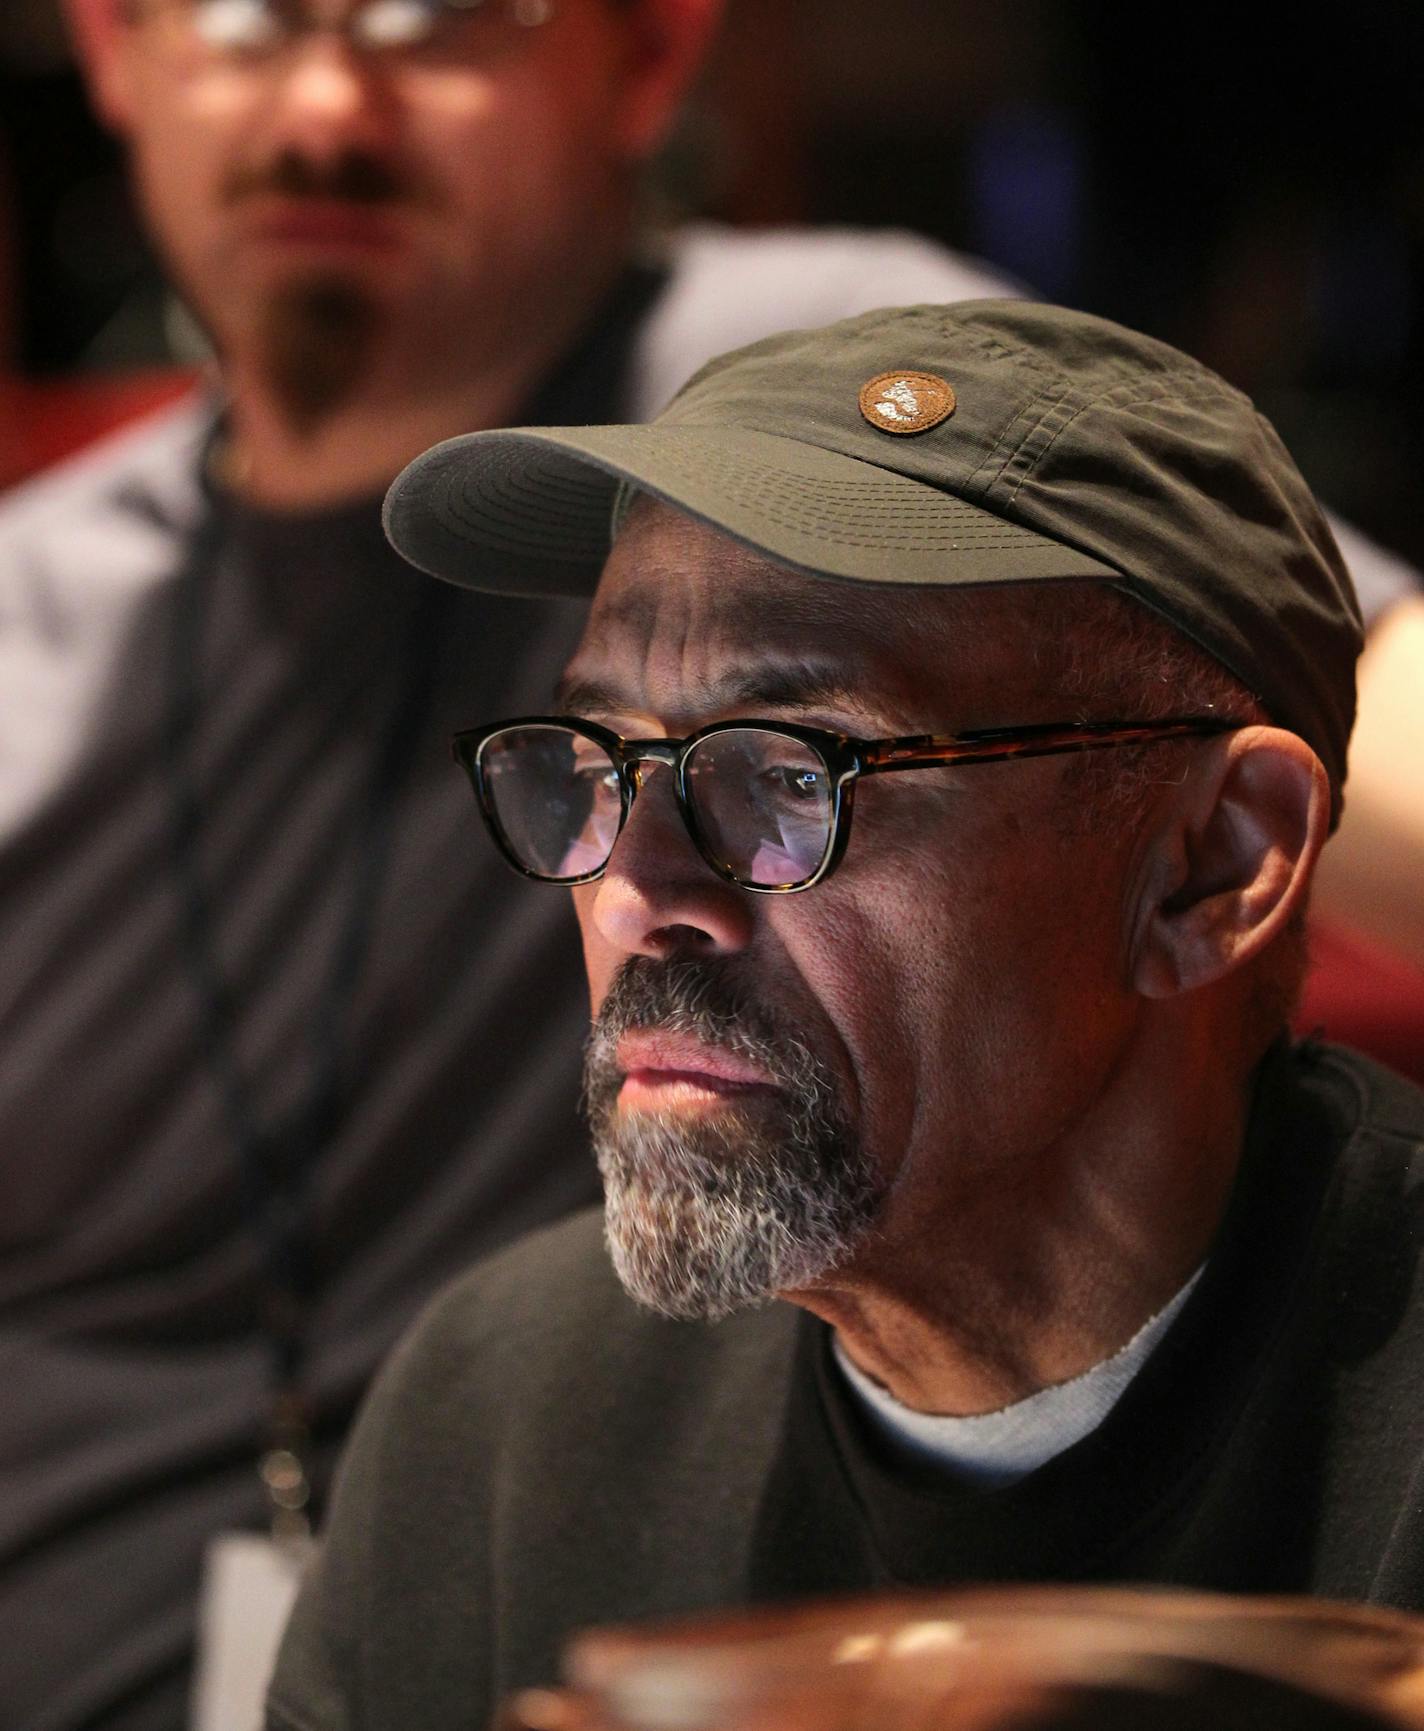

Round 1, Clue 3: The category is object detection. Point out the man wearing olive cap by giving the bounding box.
[268,301,1424,1731]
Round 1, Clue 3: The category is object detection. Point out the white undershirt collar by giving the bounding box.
[833,1267,1204,1489]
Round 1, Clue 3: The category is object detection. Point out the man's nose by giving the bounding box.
[261,35,398,164]
[589,767,755,960]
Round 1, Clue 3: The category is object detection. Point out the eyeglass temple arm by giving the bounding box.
[858,717,1243,776]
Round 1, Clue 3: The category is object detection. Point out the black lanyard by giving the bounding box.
[162,500,442,1536]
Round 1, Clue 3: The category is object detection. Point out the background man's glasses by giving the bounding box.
[128,0,554,61]
[454,714,1243,895]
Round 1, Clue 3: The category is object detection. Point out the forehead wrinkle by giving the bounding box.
[556,659,880,723]
[581,500,1094,730]
[569,576,978,731]
[573,580,915,729]
[581,586,666,643]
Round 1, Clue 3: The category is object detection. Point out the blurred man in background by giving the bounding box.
[0,2,1023,1726]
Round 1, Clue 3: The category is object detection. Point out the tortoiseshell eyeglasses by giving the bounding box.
[452,713,1243,895]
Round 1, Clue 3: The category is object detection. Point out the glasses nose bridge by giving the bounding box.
[612,739,709,871]
[298,0,353,31]
[621,738,683,797]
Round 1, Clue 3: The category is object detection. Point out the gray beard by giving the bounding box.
[584,959,881,1322]
[257,273,380,437]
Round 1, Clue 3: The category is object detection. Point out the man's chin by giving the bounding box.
[600,1183,784,1324]
[596,1146,879,1325]
[255,272,383,436]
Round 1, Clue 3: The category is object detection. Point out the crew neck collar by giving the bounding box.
[832,1264,1205,1489]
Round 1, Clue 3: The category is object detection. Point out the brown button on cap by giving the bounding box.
[858,369,957,436]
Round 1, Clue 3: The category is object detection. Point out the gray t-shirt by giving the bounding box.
[0,402,600,1731]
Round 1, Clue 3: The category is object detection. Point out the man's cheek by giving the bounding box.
[573,887,614,1014]
[816,925,950,1116]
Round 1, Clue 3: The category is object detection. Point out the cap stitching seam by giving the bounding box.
[975,383,1082,501]
[1002,378,1252,507]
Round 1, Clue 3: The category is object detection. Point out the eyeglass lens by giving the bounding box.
[686,728,835,887]
[476,725,837,889]
[480,725,623,881]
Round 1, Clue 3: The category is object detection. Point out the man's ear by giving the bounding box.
[1130,726,1331,1000]
[612,0,725,163]
[62,0,138,132]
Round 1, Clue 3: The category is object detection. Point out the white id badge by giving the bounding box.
[192,1531,315,1731]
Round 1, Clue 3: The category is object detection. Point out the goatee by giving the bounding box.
[584,957,881,1321]
[225,147,405,436]
[258,273,380,437]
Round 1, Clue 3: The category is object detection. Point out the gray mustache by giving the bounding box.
[583,957,830,1113]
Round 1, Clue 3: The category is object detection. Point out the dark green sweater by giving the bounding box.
[268,1042,1424,1731]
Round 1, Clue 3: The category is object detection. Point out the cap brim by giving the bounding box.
[384,424,1119,598]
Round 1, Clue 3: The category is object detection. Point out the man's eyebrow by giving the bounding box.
[555,662,875,719]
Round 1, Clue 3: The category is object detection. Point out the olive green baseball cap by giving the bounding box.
[384,299,1362,805]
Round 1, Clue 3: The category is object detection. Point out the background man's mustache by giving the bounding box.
[223,148,414,206]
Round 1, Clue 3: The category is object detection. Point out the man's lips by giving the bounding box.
[241,198,406,251]
[615,1031,777,1108]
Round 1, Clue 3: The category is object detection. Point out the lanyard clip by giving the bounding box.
[261,1388,314,1548]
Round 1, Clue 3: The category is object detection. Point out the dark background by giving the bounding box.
[2,0,1421,559]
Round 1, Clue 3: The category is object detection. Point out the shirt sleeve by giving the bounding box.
[1324,509,1422,631]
